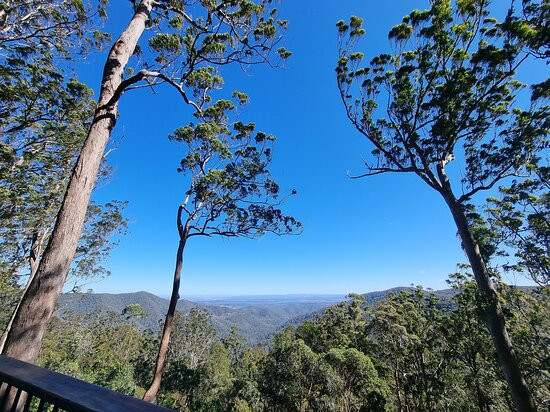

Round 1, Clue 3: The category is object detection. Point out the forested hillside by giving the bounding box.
[56,292,337,344]
[34,281,549,410]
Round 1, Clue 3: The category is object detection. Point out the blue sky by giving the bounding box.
[74,0,537,296]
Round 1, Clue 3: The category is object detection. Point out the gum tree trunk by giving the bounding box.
[1,0,154,363]
[437,165,536,412]
[143,207,189,402]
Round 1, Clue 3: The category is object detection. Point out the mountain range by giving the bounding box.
[56,291,341,345]
[56,286,532,345]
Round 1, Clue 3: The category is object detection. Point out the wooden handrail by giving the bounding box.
[0,355,173,412]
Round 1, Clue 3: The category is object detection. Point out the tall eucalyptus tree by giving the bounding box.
[144,80,300,400]
[3,0,292,366]
[336,1,548,410]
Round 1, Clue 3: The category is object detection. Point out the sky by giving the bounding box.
[72,0,540,296]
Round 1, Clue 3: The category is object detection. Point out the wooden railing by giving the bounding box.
[0,355,173,412]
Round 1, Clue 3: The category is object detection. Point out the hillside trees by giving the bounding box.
[40,306,148,396]
[262,312,389,411]
[445,275,512,410]
[143,79,300,400]
[260,328,342,411]
[3,0,293,365]
[367,289,451,410]
[31,282,548,410]
[336,1,548,409]
[0,0,127,352]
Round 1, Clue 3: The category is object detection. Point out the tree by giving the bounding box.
[297,295,369,353]
[166,308,217,372]
[0,199,127,352]
[260,328,340,412]
[229,346,268,412]
[324,347,388,412]
[144,83,300,400]
[0,0,127,355]
[500,284,550,406]
[367,288,450,411]
[3,0,292,365]
[446,272,515,411]
[187,341,233,411]
[143,308,237,410]
[40,306,147,396]
[336,1,548,409]
[501,0,549,60]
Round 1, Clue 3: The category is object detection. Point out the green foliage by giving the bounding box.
[0,0,127,311]
[296,295,368,353]
[445,274,511,411]
[38,281,549,411]
[336,2,548,205]
[447,273,550,409]
[232,91,250,105]
[171,63,301,240]
[336,9,547,407]
[69,201,128,285]
[150,33,184,55]
[368,288,458,410]
[0,0,110,58]
[501,285,550,405]
[260,329,342,411]
[324,348,389,411]
[0,275,21,333]
[124,0,291,88]
[501,0,549,60]
[40,307,146,396]
[486,166,549,286]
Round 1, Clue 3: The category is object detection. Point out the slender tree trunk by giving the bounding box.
[1,0,154,363]
[0,230,46,353]
[437,166,536,411]
[144,210,189,402]
[0,229,45,411]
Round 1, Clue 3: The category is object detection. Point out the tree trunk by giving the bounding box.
[437,173,536,411]
[1,0,154,363]
[143,214,188,402]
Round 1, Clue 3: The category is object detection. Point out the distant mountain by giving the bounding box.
[57,292,197,331]
[56,286,536,345]
[188,294,346,308]
[56,292,336,345]
[281,285,536,330]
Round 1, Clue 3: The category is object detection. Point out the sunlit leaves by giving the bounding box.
[232,90,249,105]
[276,47,292,59]
[486,167,550,286]
[140,0,291,80]
[0,1,126,291]
[389,23,413,41]
[501,0,549,60]
[185,66,223,98]
[336,0,548,200]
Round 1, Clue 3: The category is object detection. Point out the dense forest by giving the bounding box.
[3,278,546,411]
[0,0,548,411]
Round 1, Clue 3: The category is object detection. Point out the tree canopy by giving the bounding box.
[336,1,548,410]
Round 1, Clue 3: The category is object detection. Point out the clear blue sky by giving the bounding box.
[74,0,537,296]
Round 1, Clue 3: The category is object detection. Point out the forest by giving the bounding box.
[0,0,548,411]
[20,281,549,411]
